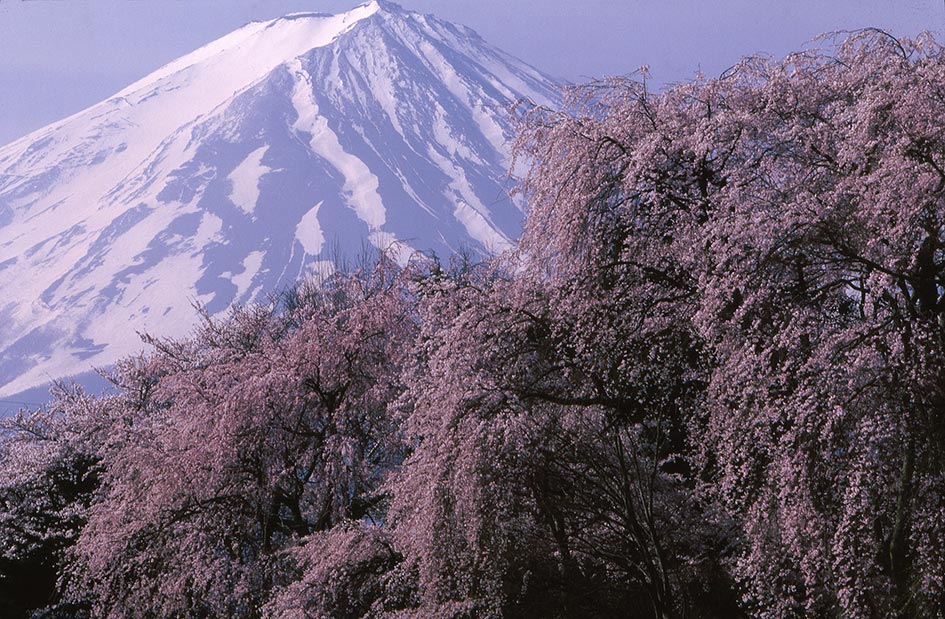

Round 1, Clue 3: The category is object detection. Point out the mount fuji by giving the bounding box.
[0,0,560,399]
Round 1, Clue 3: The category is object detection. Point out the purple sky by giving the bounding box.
[0,0,941,146]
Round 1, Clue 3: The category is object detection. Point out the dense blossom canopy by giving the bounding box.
[2,30,945,619]
[515,29,945,618]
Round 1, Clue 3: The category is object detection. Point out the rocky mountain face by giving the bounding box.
[0,0,560,398]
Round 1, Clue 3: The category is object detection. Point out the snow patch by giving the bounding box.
[193,212,224,249]
[228,146,269,215]
[368,230,414,266]
[231,251,265,300]
[296,201,326,255]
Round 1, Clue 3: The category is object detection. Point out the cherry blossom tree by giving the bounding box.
[514,29,945,619]
[65,262,417,619]
[384,257,737,619]
[0,382,121,619]
[694,32,945,618]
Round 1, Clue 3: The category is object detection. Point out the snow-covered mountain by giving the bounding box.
[0,0,560,398]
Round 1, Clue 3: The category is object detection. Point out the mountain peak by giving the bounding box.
[277,0,398,22]
[361,0,400,12]
[359,0,403,13]
[275,0,388,25]
[0,2,561,399]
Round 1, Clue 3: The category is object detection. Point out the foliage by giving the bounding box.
[69,263,416,619]
[514,29,945,618]
[0,385,105,619]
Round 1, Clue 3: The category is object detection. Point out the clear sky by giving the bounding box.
[0,0,942,146]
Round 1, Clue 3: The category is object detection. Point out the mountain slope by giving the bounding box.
[0,0,560,397]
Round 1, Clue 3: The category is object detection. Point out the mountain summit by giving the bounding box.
[0,1,560,398]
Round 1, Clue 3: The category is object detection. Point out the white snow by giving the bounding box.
[368,230,415,266]
[231,251,265,300]
[193,212,224,249]
[426,146,512,253]
[415,38,510,158]
[0,1,381,233]
[290,60,387,231]
[228,146,270,215]
[431,106,482,165]
[453,200,512,254]
[296,201,326,255]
